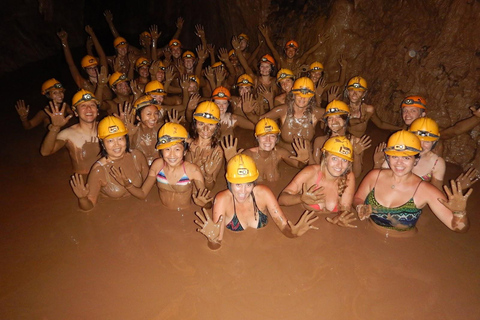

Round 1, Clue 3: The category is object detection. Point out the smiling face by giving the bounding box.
[116,46,128,57]
[188,81,199,95]
[214,99,229,116]
[402,107,425,126]
[85,66,98,78]
[309,70,323,84]
[279,78,294,93]
[230,182,254,202]
[285,47,297,59]
[347,89,364,103]
[155,69,165,82]
[76,100,98,123]
[294,94,310,108]
[195,120,217,140]
[386,155,417,176]
[257,133,277,151]
[259,62,272,76]
[171,47,182,59]
[327,115,347,134]
[183,58,194,70]
[419,140,434,154]
[139,105,160,129]
[138,66,149,78]
[103,135,127,160]
[114,81,131,96]
[161,143,185,167]
[325,152,350,178]
[48,89,65,104]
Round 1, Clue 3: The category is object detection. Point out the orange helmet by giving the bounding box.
[212,86,231,100]
[169,39,182,48]
[285,40,299,49]
[260,54,275,65]
[182,51,196,59]
[212,61,224,68]
[113,37,128,48]
[402,96,427,110]
[81,55,98,68]
[228,49,236,57]
[238,33,249,41]
[140,31,151,39]
[188,74,199,85]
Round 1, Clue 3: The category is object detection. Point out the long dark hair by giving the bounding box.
[99,134,131,158]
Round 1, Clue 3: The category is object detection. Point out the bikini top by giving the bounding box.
[308,171,339,212]
[156,162,191,186]
[419,157,439,182]
[226,191,268,231]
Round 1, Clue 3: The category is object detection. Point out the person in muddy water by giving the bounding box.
[279,136,357,228]
[40,89,100,176]
[103,72,135,115]
[185,101,224,190]
[70,116,149,211]
[15,78,73,130]
[247,77,324,153]
[221,118,310,182]
[274,68,295,107]
[312,100,372,178]
[111,122,211,211]
[354,130,472,234]
[345,76,402,138]
[194,154,319,250]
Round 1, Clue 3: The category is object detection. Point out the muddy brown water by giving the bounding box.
[1,69,479,319]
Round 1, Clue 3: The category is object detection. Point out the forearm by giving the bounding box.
[278,191,303,206]
[91,32,108,68]
[451,211,469,232]
[441,116,480,140]
[78,197,95,211]
[40,126,61,156]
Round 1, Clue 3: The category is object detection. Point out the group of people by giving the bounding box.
[16,11,479,249]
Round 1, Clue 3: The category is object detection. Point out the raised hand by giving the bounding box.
[194,208,223,243]
[194,24,205,38]
[203,66,214,83]
[290,138,310,163]
[257,84,273,101]
[356,204,372,221]
[104,10,113,23]
[149,24,160,41]
[214,66,226,84]
[327,85,341,103]
[44,102,72,127]
[193,188,213,207]
[231,36,241,51]
[354,135,372,154]
[338,54,347,68]
[176,17,184,29]
[287,210,319,236]
[221,135,243,161]
[373,142,386,168]
[455,167,479,190]
[165,66,175,83]
[315,77,327,97]
[206,44,215,57]
[258,24,269,37]
[187,93,201,111]
[15,100,30,119]
[300,183,325,206]
[241,92,256,114]
[204,148,222,176]
[196,44,208,61]
[98,65,108,86]
[326,211,357,228]
[70,173,90,199]
[57,29,68,44]
[438,180,473,212]
[84,25,94,36]
[167,109,184,124]
[217,47,229,62]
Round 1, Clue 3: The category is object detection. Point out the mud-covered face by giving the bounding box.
[294,94,310,108]
[257,134,277,151]
[138,66,149,78]
[238,86,252,96]
[259,62,272,76]
[103,135,127,160]
[239,39,248,51]
[171,47,182,59]
[115,81,131,96]
[309,70,323,83]
[279,78,293,93]
[420,139,434,153]
[48,89,65,104]
[150,94,164,104]
[76,100,98,123]
[183,58,194,70]
[327,115,347,133]
[402,106,425,126]
[139,105,160,129]
[214,99,229,116]
[161,143,185,167]
[155,70,165,82]
[347,89,364,103]
[325,153,350,177]
[188,81,198,95]
[230,182,254,202]
[116,46,128,57]
[285,47,297,59]
[195,121,217,139]
[85,66,98,78]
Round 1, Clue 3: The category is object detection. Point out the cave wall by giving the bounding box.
[2,0,479,166]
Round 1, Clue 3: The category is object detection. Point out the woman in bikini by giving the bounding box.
[70,116,149,211]
[354,130,472,235]
[194,154,318,250]
[111,123,211,211]
[278,136,357,228]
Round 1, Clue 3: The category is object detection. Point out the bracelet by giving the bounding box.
[453,210,466,216]
[48,124,61,132]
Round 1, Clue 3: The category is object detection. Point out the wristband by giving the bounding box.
[453,210,466,216]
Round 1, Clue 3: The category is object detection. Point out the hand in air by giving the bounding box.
[221,135,244,162]
[15,100,30,119]
[110,166,132,187]
[373,142,386,168]
[455,167,479,191]
[353,135,372,154]
[44,102,72,127]
[290,138,310,163]
[204,148,223,176]
[194,208,223,243]
[438,180,473,212]
[193,188,213,207]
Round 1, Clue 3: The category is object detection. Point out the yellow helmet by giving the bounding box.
[135,57,151,70]
[285,40,299,49]
[156,123,188,150]
[309,62,324,72]
[182,51,196,59]
[384,130,422,156]
[193,101,220,124]
[188,74,199,86]
[255,118,280,137]
[276,69,295,83]
[133,95,160,111]
[81,55,98,68]
[152,60,166,71]
[113,37,128,48]
[212,86,231,100]
[409,117,440,141]
[324,100,350,118]
[72,90,98,109]
[41,78,65,95]
[322,136,354,162]
[347,76,368,91]
[238,33,249,41]
[236,74,254,87]
[145,80,166,96]
[211,61,224,68]
[228,49,236,57]
[169,39,182,48]
[291,77,315,98]
[226,154,259,184]
[98,116,128,140]
[108,72,128,88]
[402,95,427,110]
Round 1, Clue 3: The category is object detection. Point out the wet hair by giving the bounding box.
[321,151,352,199]
[190,119,221,149]
[257,61,277,77]
[286,91,314,118]
[99,134,131,158]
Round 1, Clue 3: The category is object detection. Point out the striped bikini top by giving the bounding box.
[156,162,191,186]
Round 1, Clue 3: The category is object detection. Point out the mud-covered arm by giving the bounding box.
[258,24,281,69]
[40,103,72,156]
[57,29,86,89]
[232,36,254,77]
[85,25,108,69]
[104,10,120,39]
[440,107,480,140]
